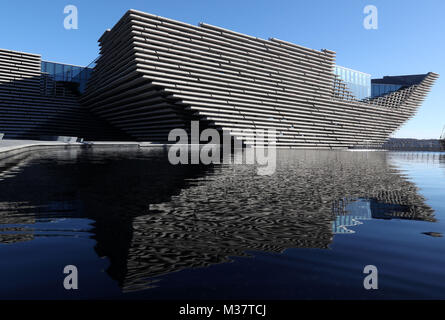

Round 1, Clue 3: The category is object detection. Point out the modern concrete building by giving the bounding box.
[0,9,439,148]
[0,49,128,140]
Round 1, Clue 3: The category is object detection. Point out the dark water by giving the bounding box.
[0,147,444,299]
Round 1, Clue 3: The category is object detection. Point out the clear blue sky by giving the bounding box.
[1,0,443,138]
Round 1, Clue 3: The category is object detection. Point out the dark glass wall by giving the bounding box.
[371,83,403,98]
[41,61,92,93]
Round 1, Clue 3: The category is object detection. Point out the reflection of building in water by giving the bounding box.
[387,152,445,164]
[0,148,437,292]
[121,150,436,292]
[0,200,35,244]
[332,198,371,234]
[0,152,39,243]
[332,195,435,234]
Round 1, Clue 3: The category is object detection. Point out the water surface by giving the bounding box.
[0,148,444,299]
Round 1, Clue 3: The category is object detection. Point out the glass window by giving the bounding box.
[335,65,371,99]
[54,64,63,81]
[46,62,55,76]
[64,66,70,81]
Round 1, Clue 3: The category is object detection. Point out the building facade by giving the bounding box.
[0,9,440,148]
[0,49,128,140]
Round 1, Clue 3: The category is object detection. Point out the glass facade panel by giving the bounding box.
[334,65,371,100]
[54,64,64,81]
[41,61,92,93]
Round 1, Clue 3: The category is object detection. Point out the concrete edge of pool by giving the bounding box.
[0,140,171,160]
[0,140,394,161]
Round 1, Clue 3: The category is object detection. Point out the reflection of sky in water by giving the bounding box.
[0,149,444,299]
